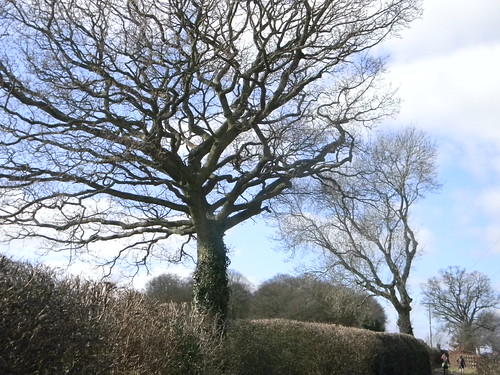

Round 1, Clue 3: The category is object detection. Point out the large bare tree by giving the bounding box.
[422,266,500,352]
[0,0,420,325]
[274,127,439,335]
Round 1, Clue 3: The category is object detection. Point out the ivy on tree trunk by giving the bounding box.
[192,222,230,329]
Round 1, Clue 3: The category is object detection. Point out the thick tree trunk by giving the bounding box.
[396,306,414,336]
[456,323,478,353]
[192,218,230,329]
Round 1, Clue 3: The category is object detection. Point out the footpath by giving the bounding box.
[432,368,464,375]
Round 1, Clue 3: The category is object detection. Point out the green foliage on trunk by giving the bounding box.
[193,238,230,328]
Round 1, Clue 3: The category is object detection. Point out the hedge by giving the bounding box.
[0,255,223,375]
[224,319,432,375]
[1,255,432,375]
[477,353,500,375]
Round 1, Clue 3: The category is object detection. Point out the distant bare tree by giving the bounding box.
[145,273,193,304]
[274,127,440,335]
[227,270,253,320]
[0,0,421,325]
[422,266,500,352]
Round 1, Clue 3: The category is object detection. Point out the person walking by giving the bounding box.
[457,355,466,374]
[440,352,450,374]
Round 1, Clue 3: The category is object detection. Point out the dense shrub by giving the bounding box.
[0,256,110,374]
[104,292,224,374]
[477,353,500,375]
[1,255,433,375]
[375,333,431,374]
[250,274,387,330]
[0,255,223,375]
[428,347,445,368]
[224,319,432,375]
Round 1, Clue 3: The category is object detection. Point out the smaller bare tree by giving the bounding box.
[422,266,500,352]
[274,126,440,335]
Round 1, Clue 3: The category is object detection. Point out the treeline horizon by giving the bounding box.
[145,270,387,332]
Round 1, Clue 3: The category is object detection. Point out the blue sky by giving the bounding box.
[227,0,500,344]
[2,0,499,346]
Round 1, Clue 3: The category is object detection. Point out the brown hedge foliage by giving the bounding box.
[224,319,432,375]
[103,291,224,374]
[0,255,223,375]
[477,353,500,375]
[0,256,110,374]
[1,255,433,375]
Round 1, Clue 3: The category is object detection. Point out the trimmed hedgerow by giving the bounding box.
[223,319,432,375]
[1,255,432,375]
[104,291,224,375]
[0,256,111,374]
[374,332,431,374]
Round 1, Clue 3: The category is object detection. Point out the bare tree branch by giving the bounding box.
[0,0,421,322]
[273,126,439,335]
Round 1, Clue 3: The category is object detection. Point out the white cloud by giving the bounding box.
[415,225,439,256]
[387,44,500,142]
[477,188,500,227]
[384,0,500,62]
[383,36,500,233]
[381,0,500,153]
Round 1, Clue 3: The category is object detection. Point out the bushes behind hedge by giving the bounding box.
[224,319,432,375]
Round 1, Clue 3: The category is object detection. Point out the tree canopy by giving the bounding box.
[273,127,440,335]
[145,271,387,330]
[145,269,253,319]
[0,0,421,324]
[422,266,500,352]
